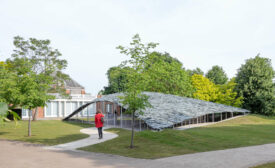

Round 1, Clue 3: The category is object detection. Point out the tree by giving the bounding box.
[191,75,242,107]
[1,36,68,136]
[216,78,243,107]
[187,67,204,76]
[117,34,157,148]
[144,57,194,97]
[101,66,133,94]
[145,51,182,68]
[7,36,68,121]
[191,74,219,102]
[1,58,54,136]
[235,55,275,115]
[0,62,21,125]
[101,51,184,95]
[206,65,228,84]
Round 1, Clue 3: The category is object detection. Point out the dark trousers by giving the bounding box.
[97,127,103,138]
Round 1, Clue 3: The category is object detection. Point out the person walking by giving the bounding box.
[95,109,104,139]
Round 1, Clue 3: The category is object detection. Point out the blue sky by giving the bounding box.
[0,0,274,95]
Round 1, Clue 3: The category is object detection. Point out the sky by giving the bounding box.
[0,0,274,95]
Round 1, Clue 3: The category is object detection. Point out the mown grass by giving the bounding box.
[79,115,275,159]
[0,120,92,145]
[252,162,275,168]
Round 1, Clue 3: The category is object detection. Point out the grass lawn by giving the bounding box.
[79,115,275,159]
[0,120,92,145]
[252,162,275,168]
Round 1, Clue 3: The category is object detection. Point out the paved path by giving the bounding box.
[44,128,118,150]
[157,143,275,168]
[1,140,275,168]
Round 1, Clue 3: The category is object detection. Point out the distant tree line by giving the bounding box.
[101,39,275,115]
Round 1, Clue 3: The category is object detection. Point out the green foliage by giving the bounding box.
[117,34,157,148]
[1,36,68,135]
[101,66,133,94]
[0,103,20,126]
[206,65,228,84]
[192,74,219,102]
[145,51,182,67]
[144,57,194,97]
[102,49,194,97]
[0,102,8,124]
[187,67,204,76]
[216,78,243,107]
[0,62,20,108]
[192,75,243,107]
[235,55,275,115]
[8,36,68,96]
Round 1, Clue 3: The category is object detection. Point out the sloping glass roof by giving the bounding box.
[88,92,250,130]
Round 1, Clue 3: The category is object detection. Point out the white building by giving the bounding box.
[22,78,96,119]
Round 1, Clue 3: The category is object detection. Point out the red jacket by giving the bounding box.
[95,113,104,128]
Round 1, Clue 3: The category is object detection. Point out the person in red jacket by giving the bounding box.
[95,109,104,139]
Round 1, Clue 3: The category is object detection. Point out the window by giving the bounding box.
[52,102,58,117]
[46,102,51,116]
[22,109,28,117]
[61,102,65,117]
[107,104,112,113]
[66,102,71,115]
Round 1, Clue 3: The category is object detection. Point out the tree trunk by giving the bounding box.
[32,107,38,121]
[28,109,32,136]
[130,111,135,148]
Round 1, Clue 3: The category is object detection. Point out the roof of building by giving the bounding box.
[64,78,84,89]
[93,92,250,130]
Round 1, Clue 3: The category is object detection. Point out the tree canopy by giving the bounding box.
[144,56,194,97]
[235,55,275,115]
[101,49,194,97]
[187,67,204,76]
[0,36,68,135]
[206,65,228,85]
[192,75,243,107]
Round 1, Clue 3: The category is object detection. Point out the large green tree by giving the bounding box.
[101,51,194,97]
[1,58,54,136]
[206,65,228,85]
[7,36,68,120]
[117,34,157,148]
[144,55,194,97]
[235,55,275,115]
[1,36,68,136]
[101,66,133,94]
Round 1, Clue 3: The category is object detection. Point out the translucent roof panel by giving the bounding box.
[90,92,250,130]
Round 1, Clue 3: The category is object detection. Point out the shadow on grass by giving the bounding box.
[0,132,8,135]
[18,133,89,146]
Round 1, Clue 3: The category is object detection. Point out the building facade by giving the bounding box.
[22,78,96,119]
